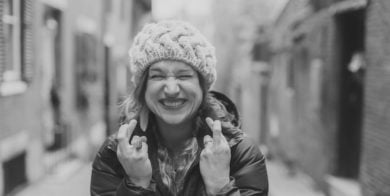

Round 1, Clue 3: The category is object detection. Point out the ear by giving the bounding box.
[139,106,149,132]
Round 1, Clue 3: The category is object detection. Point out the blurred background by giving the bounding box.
[0,0,389,195]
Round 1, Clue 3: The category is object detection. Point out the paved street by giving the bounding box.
[267,160,325,196]
[15,159,91,196]
[13,157,325,196]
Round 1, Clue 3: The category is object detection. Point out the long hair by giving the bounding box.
[119,71,149,123]
[120,69,243,145]
[195,93,243,146]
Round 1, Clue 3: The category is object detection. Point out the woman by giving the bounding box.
[91,20,268,196]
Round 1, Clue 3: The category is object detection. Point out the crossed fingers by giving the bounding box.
[204,117,227,148]
[117,119,147,154]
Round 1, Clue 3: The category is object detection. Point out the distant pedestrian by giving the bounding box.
[90,20,268,196]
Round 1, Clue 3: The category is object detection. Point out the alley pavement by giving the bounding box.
[14,158,91,196]
[13,158,325,196]
[267,159,325,196]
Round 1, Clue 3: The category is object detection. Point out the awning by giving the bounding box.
[292,0,367,38]
[328,0,367,15]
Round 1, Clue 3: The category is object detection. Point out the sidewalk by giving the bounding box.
[267,159,325,196]
[14,157,325,196]
[15,159,91,196]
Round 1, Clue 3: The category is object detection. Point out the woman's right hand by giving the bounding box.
[116,119,152,188]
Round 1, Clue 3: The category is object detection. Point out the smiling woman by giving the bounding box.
[90,20,269,196]
[145,61,203,126]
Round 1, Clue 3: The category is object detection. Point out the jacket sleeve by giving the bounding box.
[90,137,156,196]
[215,135,269,196]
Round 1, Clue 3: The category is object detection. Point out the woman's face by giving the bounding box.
[145,60,203,125]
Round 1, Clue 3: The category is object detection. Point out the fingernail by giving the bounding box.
[135,140,142,150]
[141,136,147,142]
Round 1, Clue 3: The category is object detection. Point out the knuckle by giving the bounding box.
[133,154,146,161]
[132,156,141,161]
[201,150,210,157]
[216,145,230,154]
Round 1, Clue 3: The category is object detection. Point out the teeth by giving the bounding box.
[163,100,184,107]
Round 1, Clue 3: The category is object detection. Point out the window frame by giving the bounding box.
[0,0,27,96]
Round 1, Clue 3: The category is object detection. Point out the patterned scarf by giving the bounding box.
[156,135,199,196]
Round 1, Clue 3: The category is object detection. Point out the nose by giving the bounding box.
[164,77,180,97]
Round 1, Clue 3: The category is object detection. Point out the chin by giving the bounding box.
[161,115,188,125]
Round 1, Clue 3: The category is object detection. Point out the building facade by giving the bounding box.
[0,0,150,195]
[268,0,390,195]
[360,0,390,195]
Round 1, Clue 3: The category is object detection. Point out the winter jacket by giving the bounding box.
[90,92,268,196]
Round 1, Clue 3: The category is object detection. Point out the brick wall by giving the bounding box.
[268,2,344,189]
[360,0,390,195]
[294,19,342,187]
[268,0,390,194]
[268,0,372,191]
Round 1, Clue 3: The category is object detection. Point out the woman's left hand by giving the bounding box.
[200,117,231,195]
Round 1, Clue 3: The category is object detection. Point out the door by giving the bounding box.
[335,9,365,179]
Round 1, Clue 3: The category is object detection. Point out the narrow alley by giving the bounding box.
[1,0,390,196]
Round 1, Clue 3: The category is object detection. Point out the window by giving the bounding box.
[0,0,29,96]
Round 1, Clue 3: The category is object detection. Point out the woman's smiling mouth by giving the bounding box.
[160,99,186,108]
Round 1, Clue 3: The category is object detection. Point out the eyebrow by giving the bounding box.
[176,69,195,74]
[149,68,163,73]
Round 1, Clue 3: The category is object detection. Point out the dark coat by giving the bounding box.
[90,92,268,196]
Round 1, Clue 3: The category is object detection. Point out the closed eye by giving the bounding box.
[149,74,165,80]
[177,75,194,80]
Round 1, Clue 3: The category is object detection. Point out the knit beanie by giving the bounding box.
[128,20,217,90]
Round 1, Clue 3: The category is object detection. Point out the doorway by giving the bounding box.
[335,9,365,179]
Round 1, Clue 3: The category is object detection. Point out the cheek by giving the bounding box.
[144,83,160,106]
[195,88,203,104]
[186,83,203,107]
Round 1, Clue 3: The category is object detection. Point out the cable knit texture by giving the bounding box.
[128,20,217,90]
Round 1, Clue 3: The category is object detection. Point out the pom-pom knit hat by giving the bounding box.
[128,20,217,90]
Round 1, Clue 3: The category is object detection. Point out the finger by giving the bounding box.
[117,124,131,152]
[139,141,149,154]
[205,117,214,130]
[127,119,137,137]
[212,120,223,143]
[117,119,137,142]
[203,135,213,148]
[131,135,142,150]
[138,136,148,154]
[139,136,147,144]
[117,124,128,141]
